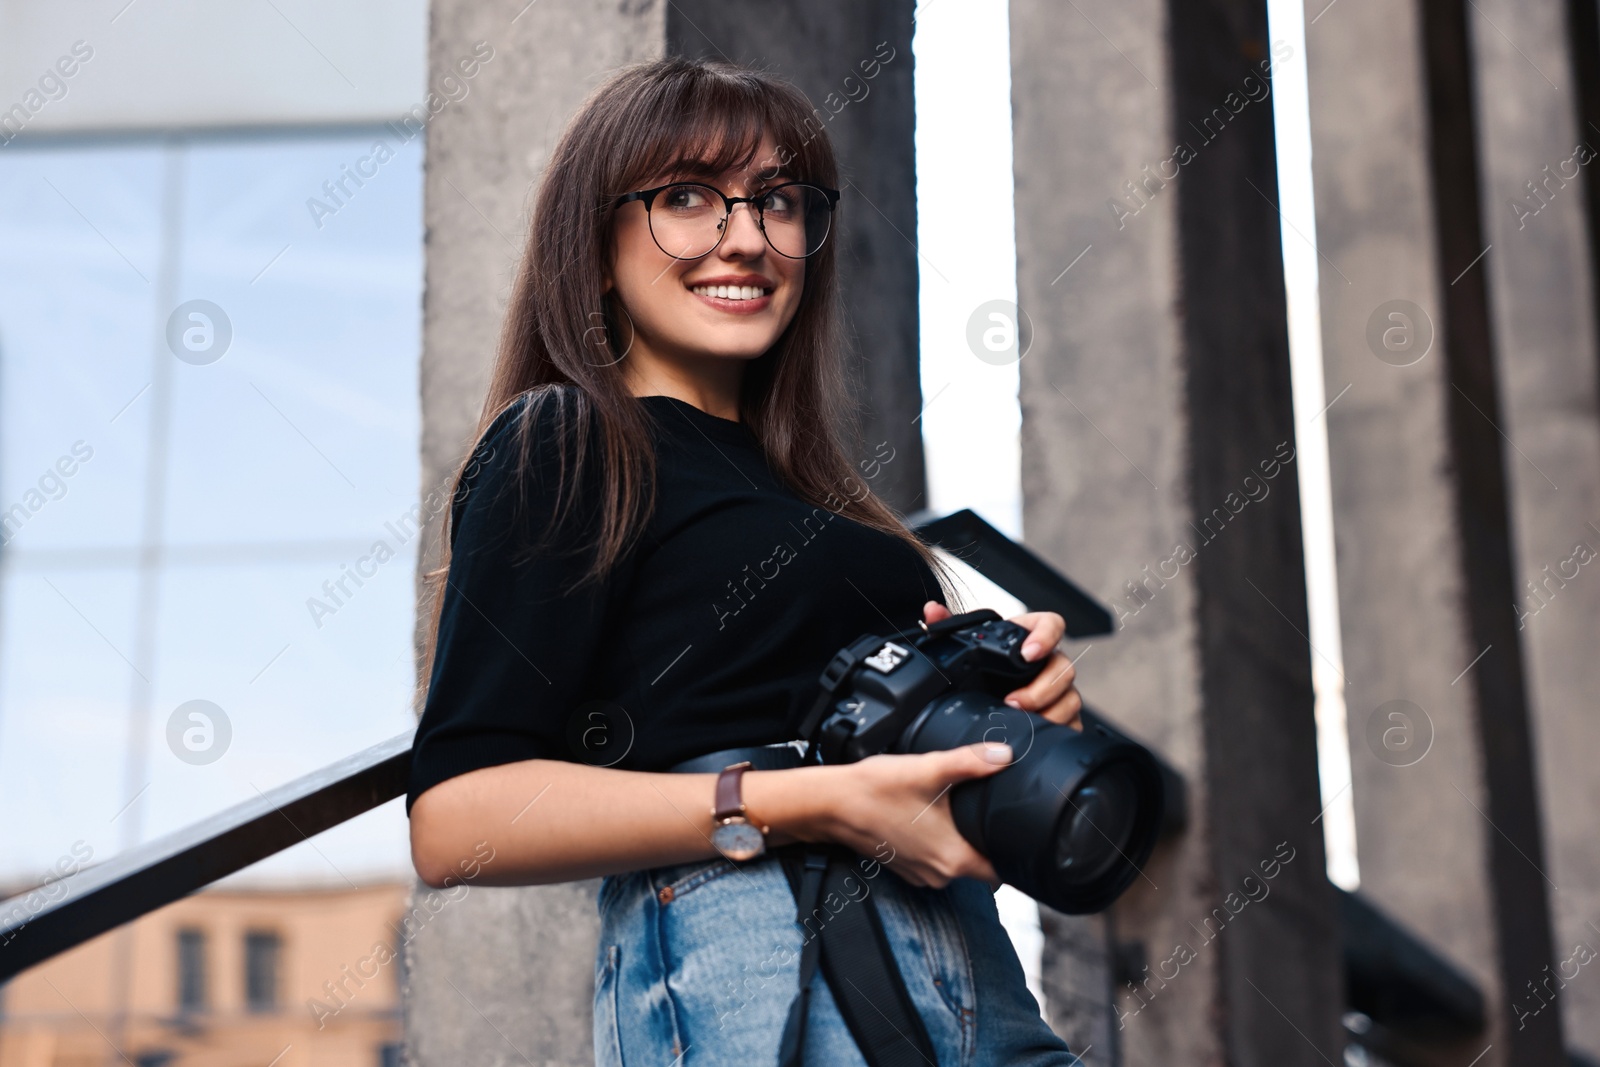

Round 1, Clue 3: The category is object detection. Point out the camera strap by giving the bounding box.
[666,744,935,1066]
[775,843,937,1067]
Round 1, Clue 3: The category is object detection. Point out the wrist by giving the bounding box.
[740,765,842,848]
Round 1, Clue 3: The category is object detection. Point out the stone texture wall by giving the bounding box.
[1301,0,1519,1060]
[1010,0,1343,1060]
[1467,0,1600,1056]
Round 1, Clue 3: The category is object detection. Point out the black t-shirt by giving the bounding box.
[405,390,947,813]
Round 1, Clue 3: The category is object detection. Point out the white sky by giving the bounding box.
[913,0,1024,540]
[1265,0,1359,890]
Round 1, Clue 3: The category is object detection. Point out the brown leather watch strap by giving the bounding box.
[712,760,754,821]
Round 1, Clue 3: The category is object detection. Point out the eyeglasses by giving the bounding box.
[612,180,840,260]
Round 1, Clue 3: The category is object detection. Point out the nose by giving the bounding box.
[717,200,768,259]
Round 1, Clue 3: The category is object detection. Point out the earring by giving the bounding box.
[583,294,635,367]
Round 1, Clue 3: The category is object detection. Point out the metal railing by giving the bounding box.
[0,732,409,982]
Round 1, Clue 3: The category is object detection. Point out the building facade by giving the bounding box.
[0,883,408,1067]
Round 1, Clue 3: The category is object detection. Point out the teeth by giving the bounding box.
[692,284,769,301]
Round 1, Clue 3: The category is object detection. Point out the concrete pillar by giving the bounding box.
[1301,0,1565,1061]
[668,0,929,514]
[1011,0,1344,1061]
[1467,0,1600,1056]
[407,3,923,1064]
[408,6,665,1062]
[1038,909,1116,1059]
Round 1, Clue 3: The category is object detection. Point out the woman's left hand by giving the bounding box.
[922,601,1084,730]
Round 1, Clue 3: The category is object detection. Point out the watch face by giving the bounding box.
[711,819,766,862]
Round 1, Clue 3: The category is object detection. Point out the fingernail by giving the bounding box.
[1004,698,1023,709]
[1022,642,1042,659]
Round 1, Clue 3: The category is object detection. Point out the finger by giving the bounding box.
[941,740,1013,781]
[923,600,952,625]
[1011,611,1066,661]
[1004,651,1077,710]
[1037,687,1085,728]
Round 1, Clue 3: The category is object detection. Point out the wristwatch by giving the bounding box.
[709,760,769,861]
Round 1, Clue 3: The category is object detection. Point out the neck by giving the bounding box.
[623,351,744,422]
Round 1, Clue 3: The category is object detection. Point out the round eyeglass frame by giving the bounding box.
[612,180,842,260]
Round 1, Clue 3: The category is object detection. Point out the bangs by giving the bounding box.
[606,63,837,196]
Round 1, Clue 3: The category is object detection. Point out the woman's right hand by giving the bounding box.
[814,741,1015,890]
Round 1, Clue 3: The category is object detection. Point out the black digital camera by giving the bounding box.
[800,608,1164,914]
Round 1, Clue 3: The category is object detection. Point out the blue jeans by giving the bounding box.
[593,850,1085,1066]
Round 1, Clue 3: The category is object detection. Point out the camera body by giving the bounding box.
[803,608,1164,914]
[812,615,1041,764]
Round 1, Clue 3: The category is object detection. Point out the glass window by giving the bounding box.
[176,927,206,1013]
[0,129,422,886]
[244,929,281,1012]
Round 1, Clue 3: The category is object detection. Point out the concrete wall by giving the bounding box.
[1038,908,1115,1060]
[1467,0,1600,1056]
[1010,0,1343,1061]
[0,0,426,134]
[1301,0,1507,1060]
[407,3,924,1063]
[666,0,929,513]
[1302,0,1566,1060]
[409,3,667,1063]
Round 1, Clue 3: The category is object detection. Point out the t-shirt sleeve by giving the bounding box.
[406,394,627,814]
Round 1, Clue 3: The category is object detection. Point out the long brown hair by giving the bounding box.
[417,56,953,700]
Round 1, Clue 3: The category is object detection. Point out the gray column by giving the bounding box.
[669,0,928,513]
[1302,0,1564,1061]
[1468,0,1600,1056]
[1039,909,1116,1058]
[1011,0,1343,1061]
[407,3,922,1064]
[409,5,666,1063]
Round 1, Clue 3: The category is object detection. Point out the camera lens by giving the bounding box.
[1053,763,1141,887]
[898,691,1164,913]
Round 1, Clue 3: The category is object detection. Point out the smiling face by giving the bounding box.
[603,134,807,395]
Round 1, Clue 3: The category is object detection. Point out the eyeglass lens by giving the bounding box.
[647,183,833,260]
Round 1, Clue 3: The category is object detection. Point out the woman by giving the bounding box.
[406,56,1087,1067]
